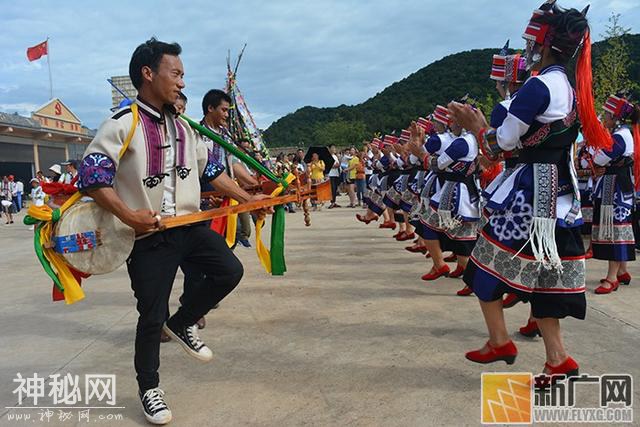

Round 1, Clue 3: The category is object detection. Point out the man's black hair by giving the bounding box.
[178,92,187,102]
[201,89,232,116]
[129,37,182,90]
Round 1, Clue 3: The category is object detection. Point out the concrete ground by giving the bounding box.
[1,197,639,426]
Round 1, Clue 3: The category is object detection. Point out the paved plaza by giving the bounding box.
[1,199,639,426]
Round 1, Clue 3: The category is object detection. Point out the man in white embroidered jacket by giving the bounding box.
[77,37,269,425]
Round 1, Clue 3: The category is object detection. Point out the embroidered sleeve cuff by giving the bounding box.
[78,152,116,191]
[478,128,503,161]
[202,150,226,181]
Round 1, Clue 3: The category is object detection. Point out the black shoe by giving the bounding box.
[163,319,213,362]
[140,388,172,425]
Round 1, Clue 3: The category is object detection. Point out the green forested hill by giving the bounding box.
[264,34,640,148]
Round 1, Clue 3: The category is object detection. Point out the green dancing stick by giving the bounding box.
[180,114,284,185]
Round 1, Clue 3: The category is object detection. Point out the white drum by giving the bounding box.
[52,199,135,275]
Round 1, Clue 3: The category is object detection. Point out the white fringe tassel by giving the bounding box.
[598,205,614,242]
[438,210,462,231]
[528,217,562,271]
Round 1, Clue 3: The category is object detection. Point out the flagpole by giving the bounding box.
[46,36,53,99]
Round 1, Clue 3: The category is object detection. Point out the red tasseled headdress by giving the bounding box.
[575,30,614,151]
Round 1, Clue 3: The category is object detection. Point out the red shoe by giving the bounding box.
[443,254,457,262]
[617,272,631,285]
[518,319,541,338]
[405,245,427,254]
[421,265,450,281]
[456,285,473,296]
[397,232,415,241]
[595,278,619,294]
[356,213,377,224]
[394,231,406,240]
[541,356,579,384]
[502,293,521,309]
[379,221,396,229]
[449,265,465,278]
[465,340,518,365]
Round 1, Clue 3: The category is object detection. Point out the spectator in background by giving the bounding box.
[30,178,45,207]
[339,148,351,195]
[1,176,14,224]
[36,170,48,184]
[355,151,367,207]
[14,178,24,212]
[296,149,307,175]
[175,92,187,114]
[231,138,259,248]
[28,178,45,230]
[309,152,326,210]
[309,152,325,183]
[48,164,62,182]
[345,147,360,208]
[8,176,18,213]
[327,144,341,209]
[275,153,295,213]
[59,160,78,185]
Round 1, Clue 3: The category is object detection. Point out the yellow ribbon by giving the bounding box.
[225,198,239,247]
[255,173,296,273]
[28,192,85,304]
[29,103,140,305]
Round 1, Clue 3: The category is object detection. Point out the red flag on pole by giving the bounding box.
[27,40,48,62]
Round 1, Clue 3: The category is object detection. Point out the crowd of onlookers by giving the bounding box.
[270,144,371,210]
[0,160,78,225]
[0,143,371,226]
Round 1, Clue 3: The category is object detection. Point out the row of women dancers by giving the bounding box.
[355,0,640,379]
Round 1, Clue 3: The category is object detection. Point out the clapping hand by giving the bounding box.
[447,101,488,135]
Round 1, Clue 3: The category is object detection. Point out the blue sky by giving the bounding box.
[1,0,638,129]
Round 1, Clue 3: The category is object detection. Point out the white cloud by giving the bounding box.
[0,0,638,130]
[0,103,39,116]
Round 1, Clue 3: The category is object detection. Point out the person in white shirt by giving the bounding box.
[1,176,14,224]
[14,179,24,212]
[58,160,78,185]
[30,178,45,206]
[327,144,341,208]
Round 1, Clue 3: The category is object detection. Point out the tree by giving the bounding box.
[593,13,637,112]
[312,119,369,148]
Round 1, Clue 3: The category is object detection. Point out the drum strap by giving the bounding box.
[118,103,139,160]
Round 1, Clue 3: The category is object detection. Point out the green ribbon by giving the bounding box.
[23,215,39,225]
[270,205,287,275]
[181,114,294,276]
[32,222,64,291]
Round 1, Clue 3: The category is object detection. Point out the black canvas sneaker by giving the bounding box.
[140,388,172,425]
[163,320,213,362]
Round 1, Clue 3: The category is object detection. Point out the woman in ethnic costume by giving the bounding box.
[405,117,437,255]
[575,134,595,257]
[483,42,548,338]
[382,135,417,241]
[590,93,640,294]
[409,106,455,279]
[418,102,480,287]
[449,0,598,378]
[356,138,393,226]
